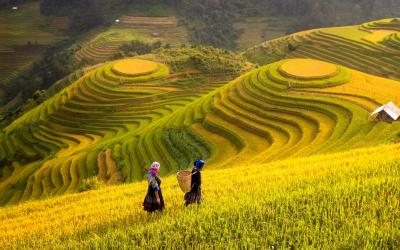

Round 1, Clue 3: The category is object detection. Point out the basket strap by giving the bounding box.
[190,171,199,191]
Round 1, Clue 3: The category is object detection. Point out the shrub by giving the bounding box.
[77,177,104,192]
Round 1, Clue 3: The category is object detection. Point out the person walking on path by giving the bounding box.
[143,162,165,212]
[184,160,206,206]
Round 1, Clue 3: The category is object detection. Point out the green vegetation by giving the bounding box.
[0,7,400,248]
[1,40,81,107]
[0,2,67,104]
[234,17,296,50]
[154,46,251,74]
[119,40,162,56]
[74,14,187,64]
[244,20,400,80]
[1,54,399,206]
[37,0,400,49]
[381,33,400,49]
[162,127,211,170]
[0,52,250,205]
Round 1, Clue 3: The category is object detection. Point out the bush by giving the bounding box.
[119,40,162,56]
[155,46,249,74]
[78,177,104,192]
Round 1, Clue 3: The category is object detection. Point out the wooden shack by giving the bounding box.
[370,102,400,123]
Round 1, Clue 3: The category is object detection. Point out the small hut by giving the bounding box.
[370,102,400,123]
[115,19,120,24]
[11,6,19,11]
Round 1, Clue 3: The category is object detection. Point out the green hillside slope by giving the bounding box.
[1,54,399,206]
[0,2,67,85]
[244,18,400,80]
[0,47,250,206]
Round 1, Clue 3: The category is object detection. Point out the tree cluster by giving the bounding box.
[1,40,80,106]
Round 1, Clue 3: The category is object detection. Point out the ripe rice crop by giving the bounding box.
[0,144,399,249]
[244,19,400,80]
[279,58,338,80]
[112,59,159,76]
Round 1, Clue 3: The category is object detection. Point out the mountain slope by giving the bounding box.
[244,18,400,80]
[1,55,399,206]
[0,48,249,205]
[0,2,67,103]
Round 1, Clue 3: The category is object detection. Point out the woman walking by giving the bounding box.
[184,160,206,206]
[143,162,165,212]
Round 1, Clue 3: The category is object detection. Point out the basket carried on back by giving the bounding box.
[176,170,192,193]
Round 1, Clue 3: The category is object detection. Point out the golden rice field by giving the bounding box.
[245,18,400,80]
[279,59,338,80]
[1,56,400,207]
[0,144,399,249]
[112,58,159,76]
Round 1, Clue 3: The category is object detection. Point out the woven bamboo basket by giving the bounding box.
[176,170,192,193]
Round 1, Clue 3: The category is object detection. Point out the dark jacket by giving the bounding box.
[190,169,201,192]
[143,174,165,212]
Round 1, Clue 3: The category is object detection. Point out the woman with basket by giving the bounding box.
[184,160,206,206]
[143,162,165,212]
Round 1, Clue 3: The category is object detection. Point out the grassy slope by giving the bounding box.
[0,2,65,46]
[0,144,399,249]
[74,5,187,64]
[0,2,66,84]
[233,17,295,50]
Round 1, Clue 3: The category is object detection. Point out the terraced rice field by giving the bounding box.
[381,32,400,49]
[245,19,400,80]
[0,2,66,83]
[0,58,230,205]
[75,16,187,63]
[119,15,187,44]
[0,47,44,84]
[361,18,400,32]
[1,57,399,206]
[119,16,178,27]
[234,17,295,49]
[75,32,127,62]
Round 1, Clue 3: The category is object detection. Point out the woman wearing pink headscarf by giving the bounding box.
[143,162,165,212]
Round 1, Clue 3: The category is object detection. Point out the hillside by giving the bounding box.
[38,0,400,49]
[244,18,400,80]
[233,17,296,50]
[75,13,187,64]
[1,9,400,249]
[1,53,400,206]
[0,2,67,103]
[1,144,399,248]
[0,47,250,206]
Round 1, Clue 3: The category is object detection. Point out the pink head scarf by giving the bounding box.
[149,162,160,175]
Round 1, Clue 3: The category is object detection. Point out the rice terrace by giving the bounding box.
[0,0,400,249]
